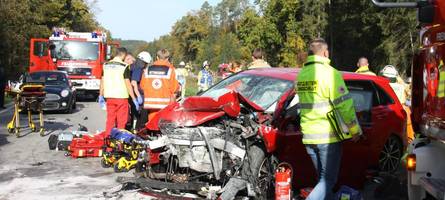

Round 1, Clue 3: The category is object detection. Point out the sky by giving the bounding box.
[95,0,219,42]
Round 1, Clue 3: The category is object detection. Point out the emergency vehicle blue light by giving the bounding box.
[92,32,98,38]
[53,31,60,37]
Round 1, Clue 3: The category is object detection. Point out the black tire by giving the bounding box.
[241,145,276,199]
[379,135,403,172]
[72,98,77,110]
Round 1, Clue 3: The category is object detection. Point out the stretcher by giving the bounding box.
[6,80,46,137]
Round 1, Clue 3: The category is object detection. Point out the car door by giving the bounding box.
[338,80,379,188]
[29,38,54,73]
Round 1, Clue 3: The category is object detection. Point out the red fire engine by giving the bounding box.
[29,28,117,97]
[373,1,445,199]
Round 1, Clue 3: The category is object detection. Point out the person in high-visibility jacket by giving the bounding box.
[99,47,137,135]
[176,61,188,99]
[197,61,214,92]
[437,60,445,98]
[296,38,362,200]
[355,57,376,76]
[140,49,179,123]
[380,65,414,142]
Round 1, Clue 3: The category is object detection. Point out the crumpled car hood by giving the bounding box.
[146,91,264,130]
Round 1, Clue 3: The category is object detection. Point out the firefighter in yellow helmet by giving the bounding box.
[296,38,362,200]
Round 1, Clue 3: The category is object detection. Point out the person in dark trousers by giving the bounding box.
[0,66,6,109]
[130,51,152,131]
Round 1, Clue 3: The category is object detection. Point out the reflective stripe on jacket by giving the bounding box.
[297,55,361,144]
[438,60,445,98]
[140,60,179,110]
[198,69,213,91]
[103,58,129,99]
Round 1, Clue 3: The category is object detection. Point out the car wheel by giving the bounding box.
[379,135,403,172]
[241,145,276,199]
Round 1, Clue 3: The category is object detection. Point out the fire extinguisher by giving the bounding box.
[275,162,293,200]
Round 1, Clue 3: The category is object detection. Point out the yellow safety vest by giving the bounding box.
[103,58,129,99]
[297,55,361,144]
[438,60,445,98]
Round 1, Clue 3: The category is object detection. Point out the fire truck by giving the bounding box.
[373,0,445,199]
[29,28,117,97]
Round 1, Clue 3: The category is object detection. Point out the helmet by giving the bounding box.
[179,61,186,66]
[380,65,398,78]
[203,60,210,68]
[137,51,152,64]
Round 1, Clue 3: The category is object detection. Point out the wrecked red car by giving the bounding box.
[131,68,407,198]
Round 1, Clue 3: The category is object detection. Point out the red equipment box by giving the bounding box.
[67,133,107,158]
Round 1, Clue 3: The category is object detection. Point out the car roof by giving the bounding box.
[241,67,390,84]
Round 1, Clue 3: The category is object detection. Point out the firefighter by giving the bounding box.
[140,49,179,123]
[247,48,271,69]
[380,65,407,103]
[380,65,414,141]
[296,38,362,200]
[176,61,188,99]
[99,47,137,135]
[355,57,376,76]
[197,61,214,92]
[129,51,152,131]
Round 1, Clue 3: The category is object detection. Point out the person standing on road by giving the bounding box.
[197,60,213,92]
[128,51,152,131]
[176,61,188,99]
[355,57,376,76]
[99,47,137,135]
[247,48,271,69]
[296,38,362,200]
[140,49,179,123]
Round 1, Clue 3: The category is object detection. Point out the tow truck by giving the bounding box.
[372,0,445,199]
[29,28,118,98]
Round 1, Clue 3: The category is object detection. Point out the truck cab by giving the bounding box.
[30,28,117,98]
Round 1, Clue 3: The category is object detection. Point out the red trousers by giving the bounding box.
[105,98,129,134]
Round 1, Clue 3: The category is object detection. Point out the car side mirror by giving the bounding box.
[418,2,434,24]
[106,45,112,60]
[49,44,57,60]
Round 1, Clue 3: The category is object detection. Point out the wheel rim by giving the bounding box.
[379,136,402,172]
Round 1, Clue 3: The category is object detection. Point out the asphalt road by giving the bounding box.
[0,101,408,199]
[0,101,150,200]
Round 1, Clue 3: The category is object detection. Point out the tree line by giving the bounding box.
[0,0,100,79]
[139,0,417,76]
[0,0,417,79]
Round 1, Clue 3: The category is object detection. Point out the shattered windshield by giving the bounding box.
[201,73,293,109]
[51,41,99,60]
